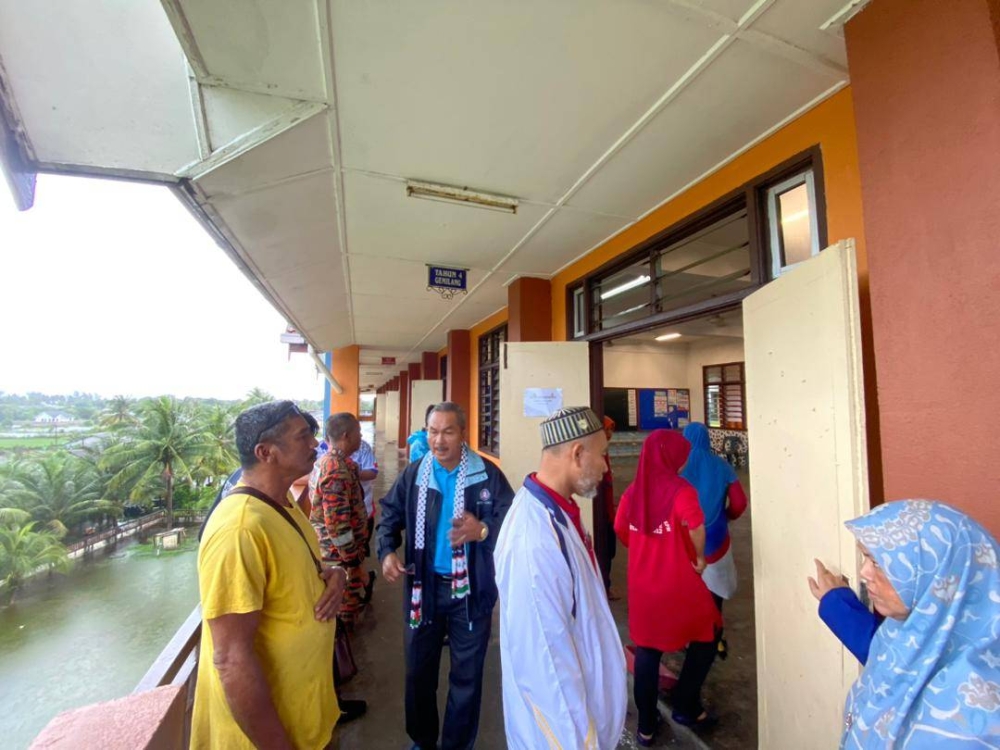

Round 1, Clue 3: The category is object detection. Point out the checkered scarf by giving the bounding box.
[409,446,471,628]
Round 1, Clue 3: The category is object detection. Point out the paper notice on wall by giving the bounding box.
[653,390,669,418]
[627,389,638,427]
[523,388,563,417]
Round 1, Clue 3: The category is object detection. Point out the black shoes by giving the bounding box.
[338,698,368,724]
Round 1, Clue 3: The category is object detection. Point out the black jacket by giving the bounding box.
[377,450,514,624]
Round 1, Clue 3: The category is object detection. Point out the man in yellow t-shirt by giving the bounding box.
[192,400,347,750]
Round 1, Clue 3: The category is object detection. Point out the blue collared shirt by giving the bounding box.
[432,458,460,575]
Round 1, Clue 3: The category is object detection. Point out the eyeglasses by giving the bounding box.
[251,401,315,446]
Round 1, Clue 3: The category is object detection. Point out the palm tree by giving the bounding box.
[99,395,137,430]
[101,397,208,529]
[242,388,274,408]
[5,453,108,538]
[193,404,239,482]
[0,520,71,604]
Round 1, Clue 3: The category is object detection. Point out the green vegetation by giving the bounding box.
[0,389,321,602]
[0,437,69,449]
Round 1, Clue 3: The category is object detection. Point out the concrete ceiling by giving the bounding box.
[0,0,858,388]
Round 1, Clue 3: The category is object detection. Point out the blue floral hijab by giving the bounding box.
[680,422,736,557]
[842,500,1000,748]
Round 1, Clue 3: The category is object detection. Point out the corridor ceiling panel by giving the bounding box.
[0,0,857,387]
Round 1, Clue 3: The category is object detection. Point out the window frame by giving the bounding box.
[477,324,506,456]
[565,147,826,343]
[703,361,747,432]
[765,169,822,278]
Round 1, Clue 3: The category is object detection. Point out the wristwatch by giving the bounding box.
[478,523,489,542]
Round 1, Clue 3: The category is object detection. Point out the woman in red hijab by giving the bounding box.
[615,430,722,744]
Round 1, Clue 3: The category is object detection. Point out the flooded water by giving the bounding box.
[0,537,198,749]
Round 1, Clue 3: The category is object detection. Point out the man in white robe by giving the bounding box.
[495,406,627,749]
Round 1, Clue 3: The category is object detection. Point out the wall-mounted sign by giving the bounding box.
[427,265,468,299]
[381,357,397,365]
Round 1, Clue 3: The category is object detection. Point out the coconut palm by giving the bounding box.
[0,520,71,604]
[99,395,137,430]
[189,404,240,494]
[5,453,108,538]
[241,388,274,408]
[101,397,208,529]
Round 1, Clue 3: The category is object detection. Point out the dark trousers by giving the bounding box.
[599,518,617,592]
[634,640,717,734]
[404,577,491,750]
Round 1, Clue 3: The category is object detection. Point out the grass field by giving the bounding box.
[0,436,70,449]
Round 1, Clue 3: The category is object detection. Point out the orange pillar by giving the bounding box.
[847,0,1000,535]
[398,370,410,447]
[329,345,360,415]
[507,277,552,342]
[446,329,471,418]
[421,351,439,379]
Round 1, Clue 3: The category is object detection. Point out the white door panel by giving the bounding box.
[743,240,869,748]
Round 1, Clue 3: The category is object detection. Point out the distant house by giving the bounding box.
[34,412,74,424]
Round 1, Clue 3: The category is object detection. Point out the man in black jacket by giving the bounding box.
[377,401,514,750]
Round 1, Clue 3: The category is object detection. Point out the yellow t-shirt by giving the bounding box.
[191,486,339,750]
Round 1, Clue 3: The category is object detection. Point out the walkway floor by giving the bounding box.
[330,429,755,749]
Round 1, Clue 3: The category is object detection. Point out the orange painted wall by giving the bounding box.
[551,87,868,339]
[329,345,360,416]
[548,86,883,501]
[468,309,508,462]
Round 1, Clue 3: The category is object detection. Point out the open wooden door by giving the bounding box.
[743,240,869,748]
[499,342,592,529]
[410,380,444,433]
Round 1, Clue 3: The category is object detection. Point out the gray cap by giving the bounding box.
[540,406,603,448]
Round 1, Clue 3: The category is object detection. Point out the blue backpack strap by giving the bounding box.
[524,478,577,620]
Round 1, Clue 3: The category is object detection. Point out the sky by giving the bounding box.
[0,174,326,401]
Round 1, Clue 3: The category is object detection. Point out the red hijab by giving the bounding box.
[627,429,693,534]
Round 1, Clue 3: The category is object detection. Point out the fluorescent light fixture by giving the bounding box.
[600,275,650,300]
[406,180,519,214]
[655,333,682,342]
[781,209,810,223]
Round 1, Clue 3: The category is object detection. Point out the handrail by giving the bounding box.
[65,510,166,554]
[134,604,203,694]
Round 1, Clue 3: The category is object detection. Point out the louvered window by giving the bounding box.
[704,362,746,431]
[478,325,506,455]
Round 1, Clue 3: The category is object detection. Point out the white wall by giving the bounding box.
[685,338,746,423]
[604,342,689,389]
[603,337,745,424]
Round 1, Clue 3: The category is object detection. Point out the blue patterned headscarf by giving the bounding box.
[680,422,737,557]
[842,500,1000,748]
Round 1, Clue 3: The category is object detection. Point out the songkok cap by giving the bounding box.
[540,406,603,448]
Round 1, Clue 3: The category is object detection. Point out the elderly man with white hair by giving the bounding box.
[494,406,627,749]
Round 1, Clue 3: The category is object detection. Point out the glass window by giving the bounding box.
[590,257,652,332]
[572,286,586,338]
[767,170,820,277]
[478,325,506,455]
[654,209,752,314]
[703,362,745,431]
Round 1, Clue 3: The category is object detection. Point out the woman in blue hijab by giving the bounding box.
[681,423,748,607]
[840,500,1000,748]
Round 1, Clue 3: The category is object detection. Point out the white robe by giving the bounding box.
[494,483,627,750]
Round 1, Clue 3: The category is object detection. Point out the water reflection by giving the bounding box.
[0,538,198,749]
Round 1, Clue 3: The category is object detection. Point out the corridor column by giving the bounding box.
[507,277,552,342]
[329,345,360,416]
[446,329,471,417]
[397,370,410,448]
[846,0,1000,534]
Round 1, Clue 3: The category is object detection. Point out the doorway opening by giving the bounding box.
[600,308,756,749]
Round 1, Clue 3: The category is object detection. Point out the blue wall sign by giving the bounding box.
[427,266,468,298]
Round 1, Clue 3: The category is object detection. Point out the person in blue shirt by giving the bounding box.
[808,558,881,664]
[406,404,436,463]
[377,402,514,750]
